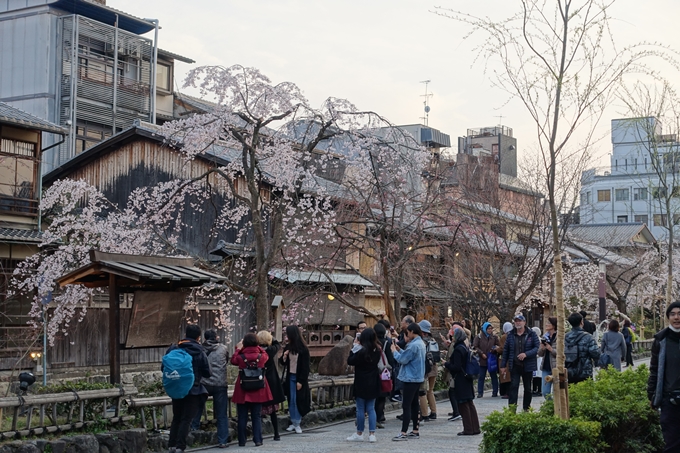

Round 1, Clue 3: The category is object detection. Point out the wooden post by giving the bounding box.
[109,274,120,384]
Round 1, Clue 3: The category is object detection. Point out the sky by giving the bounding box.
[111,0,680,172]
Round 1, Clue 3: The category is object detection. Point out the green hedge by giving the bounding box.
[568,365,663,453]
[480,408,602,453]
[484,366,663,453]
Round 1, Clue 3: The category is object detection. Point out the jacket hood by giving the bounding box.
[179,338,205,357]
[482,322,492,337]
[203,339,222,353]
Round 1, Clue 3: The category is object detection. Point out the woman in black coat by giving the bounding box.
[445,328,480,436]
[373,322,394,426]
[257,330,286,441]
[346,327,381,442]
[280,325,311,433]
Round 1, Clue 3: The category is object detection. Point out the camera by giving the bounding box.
[670,390,680,406]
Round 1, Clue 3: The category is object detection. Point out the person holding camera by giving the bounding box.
[537,317,557,397]
[648,301,680,453]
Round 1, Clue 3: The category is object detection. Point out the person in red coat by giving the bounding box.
[231,333,273,447]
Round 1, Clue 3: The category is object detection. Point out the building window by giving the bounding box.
[617,215,628,223]
[653,214,667,227]
[633,187,648,201]
[581,191,592,205]
[156,63,172,92]
[597,190,611,202]
[652,187,667,199]
[674,214,680,226]
[0,136,37,214]
[672,186,680,198]
[615,160,618,171]
[634,215,648,224]
[615,188,629,201]
[625,158,628,169]
[634,158,638,170]
[75,121,112,155]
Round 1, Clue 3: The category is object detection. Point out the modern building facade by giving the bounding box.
[0,0,192,173]
[458,125,518,177]
[579,117,680,241]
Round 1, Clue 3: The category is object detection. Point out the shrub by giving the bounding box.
[567,365,663,453]
[480,408,602,453]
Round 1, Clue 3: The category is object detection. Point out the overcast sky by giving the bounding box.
[111,0,680,170]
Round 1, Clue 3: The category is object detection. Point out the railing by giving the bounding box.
[633,339,654,352]
[0,387,137,439]
[127,377,356,431]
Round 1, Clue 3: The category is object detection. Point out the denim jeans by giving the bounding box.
[288,374,301,425]
[477,366,499,396]
[541,370,553,398]
[355,397,376,433]
[237,403,262,445]
[191,385,229,444]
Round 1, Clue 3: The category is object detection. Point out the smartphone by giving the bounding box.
[390,326,395,332]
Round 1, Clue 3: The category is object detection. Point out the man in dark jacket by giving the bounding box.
[165,324,211,453]
[191,329,229,447]
[565,312,600,384]
[580,310,596,335]
[648,301,680,453]
[500,314,539,411]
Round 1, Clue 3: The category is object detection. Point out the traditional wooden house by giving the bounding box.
[0,102,68,371]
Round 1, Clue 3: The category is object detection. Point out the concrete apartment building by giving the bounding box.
[579,117,680,241]
[0,0,193,173]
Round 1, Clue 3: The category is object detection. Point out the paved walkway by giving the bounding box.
[199,357,651,453]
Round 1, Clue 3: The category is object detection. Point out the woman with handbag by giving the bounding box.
[346,327,382,442]
[231,333,272,447]
[257,330,286,441]
[600,319,626,371]
[280,325,311,434]
[374,322,395,428]
[445,328,480,436]
[472,322,500,398]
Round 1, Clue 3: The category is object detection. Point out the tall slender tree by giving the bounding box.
[437,0,658,418]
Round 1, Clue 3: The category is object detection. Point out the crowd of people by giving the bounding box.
[162,302,680,450]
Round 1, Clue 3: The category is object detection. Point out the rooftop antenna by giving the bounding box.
[495,113,504,128]
[420,80,432,126]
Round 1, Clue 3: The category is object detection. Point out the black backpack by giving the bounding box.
[239,353,265,391]
[425,342,434,376]
[564,333,589,382]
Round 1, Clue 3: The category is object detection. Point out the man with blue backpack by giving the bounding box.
[163,324,211,453]
[500,314,539,412]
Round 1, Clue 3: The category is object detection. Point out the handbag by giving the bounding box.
[380,367,393,393]
[487,352,498,373]
[597,353,612,369]
[239,353,265,391]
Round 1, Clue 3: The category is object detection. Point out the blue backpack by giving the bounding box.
[162,348,195,399]
[464,347,481,380]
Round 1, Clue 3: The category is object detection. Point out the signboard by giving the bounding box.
[125,291,186,348]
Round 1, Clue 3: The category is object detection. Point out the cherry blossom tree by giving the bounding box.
[11,179,166,344]
[157,64,431,330]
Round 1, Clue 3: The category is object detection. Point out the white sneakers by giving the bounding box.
[287,424,303,434]
[347,433,376,442]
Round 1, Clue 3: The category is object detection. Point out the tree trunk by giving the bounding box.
[665,199,674,328]
[255,271,270,330]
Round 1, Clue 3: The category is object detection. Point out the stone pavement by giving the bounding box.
[197,357,651,453]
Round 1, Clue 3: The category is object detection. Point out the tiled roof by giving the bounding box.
[567,223,656,247]
[158,49,195,64]
[0,102,68,135]
[0,227,42,244]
